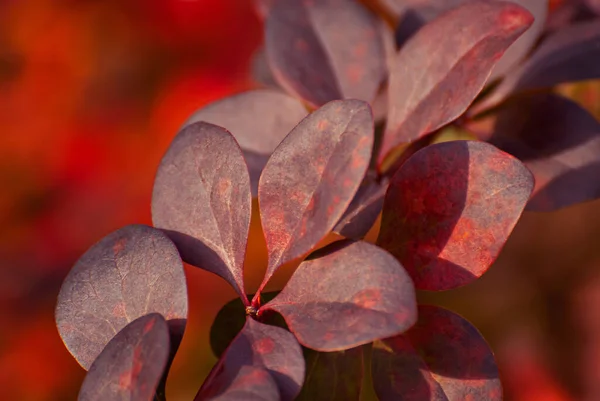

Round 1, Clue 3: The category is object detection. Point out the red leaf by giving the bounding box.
[265,0,387,107]
[372,305,502,401]
[78,314,170,401]
[478,19,600,112]
[56,225,187,369]
[380,0,533,162]
[263,240,417,351]
[391,0,547,81]
[199,366,280,401]
[377,141,533,291]
[182,90,307,196]
[333,174,388,240]
[197,318,304,401]
[490,92,600,211]
[258,99,373,288]
[152,122,251,299]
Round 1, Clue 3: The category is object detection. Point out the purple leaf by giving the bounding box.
[391,0,547,81]
[258,99,373,287]
[490,92,600,211]
[377,141,533,291]
[251,48,281,90]
[380,0,533,162]
[199,366,280,401]
[372,305,502,401]
[296,346,364,401]
[182,91,307,196]
[265,0,387,107]
[253,0,278,19]
[56,225,187,369]
[586,0,600,14]
[197,318,304,401]
[333,174,389,240]
[78,314,170,401]
[480,19,600,111]
[263,240,417,351]
[151,122,251,299]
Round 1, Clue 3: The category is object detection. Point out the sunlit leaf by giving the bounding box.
[56,224,187,369]
[490,92,600,211]
[197,318,304,401]
[152,122,251,299]
[263,240,417,351]
[380,0,533,162]
[377,141,533,290]
[372,305,502,401]
[258,99,373,287]
[78,314,170,401]
[265,0,387,107]
[182,91,307,195]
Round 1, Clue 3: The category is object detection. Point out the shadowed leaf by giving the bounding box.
[151,122,251,299]
[490,92,600,211]
[392,0,547,81]
[56,224,187,369]
[265,0,387,107]
[587,0,600,14]
[372,305,502,401]
[380,0,533,162]
[263,240,417,351]
[210,292,283,359]
[333,174,388,239]
[182,91,307,196]
[296,346,364,401]
[377,141,533,291]
[480,19,600,111]
[78,314,170,401]
[199,366,280,401]
[258,99,373,287]
[197,318,304,401]
[251,48,281,90]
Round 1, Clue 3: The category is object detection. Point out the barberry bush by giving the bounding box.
[55,0,600,399]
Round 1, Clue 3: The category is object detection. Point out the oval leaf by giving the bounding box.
[78,314,170,401]
[182,90,307,196]
[296,346,364,401]
[198,318,304,401]
[152,122,251,299]
[263,240,417,351]
[265,0,387,107]
[490,92,600,211]
[258,99,374,285]
[56,224,187,369]
[380,0,534,161]
[199,366,280,401]
[372,305,502,401]
[479,19,600,112]
[377,141,533,291]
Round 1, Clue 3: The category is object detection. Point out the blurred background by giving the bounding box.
[1,0,599,400]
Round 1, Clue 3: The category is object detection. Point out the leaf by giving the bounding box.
[392,0,547,81]
[265,0,387,107]
[377,141,533,291]
[489,92,600,211]
[586,0,600,14]
[253,0,278,19]
[197,318,304,401]
[56,224,187,369]
[78,314,170,401]
[479,19,600,112]
[296,346,364,401]
[182,90,307,196]
[258,99,373,287]
[333,174,388,240]
[200,366,280,401]
[210,292,283,359]
[379,0,534,162]
[263,240,417,351]
[151,122,251,299]
[372,305,502,401]
[251,48,281,90]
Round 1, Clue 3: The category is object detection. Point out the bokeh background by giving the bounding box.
[1,0,599,400]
